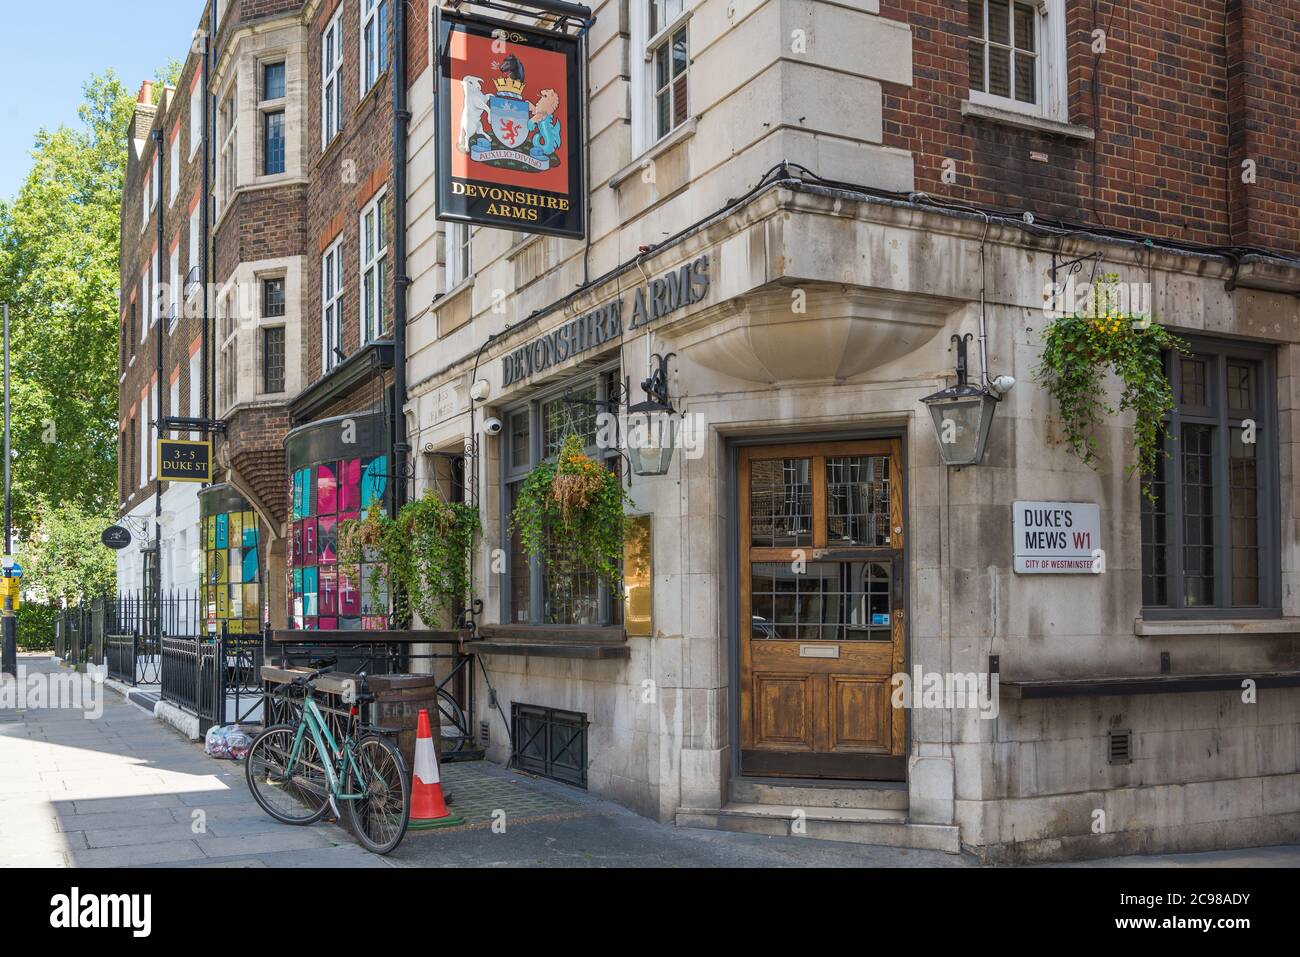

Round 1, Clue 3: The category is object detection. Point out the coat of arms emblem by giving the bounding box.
[458,53,563,172]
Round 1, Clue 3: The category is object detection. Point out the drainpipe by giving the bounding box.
[202,3,213,441]
[153,127,165,620]
[391,0,410,517]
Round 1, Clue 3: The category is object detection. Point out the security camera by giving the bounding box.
[990,375,1017,396]
[483,417,504,436]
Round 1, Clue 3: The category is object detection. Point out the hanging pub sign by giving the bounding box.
[435,8,586,239]
[101,526,132,550]
[158,439,212,484]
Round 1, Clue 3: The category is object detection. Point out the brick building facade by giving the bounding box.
[117,0,1300,859]
[879,0,1300,250]
[404,0,1300,861]
[118,0,411,631]
[117,41,214,599]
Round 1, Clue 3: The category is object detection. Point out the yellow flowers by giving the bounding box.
[1091,310,1127,336]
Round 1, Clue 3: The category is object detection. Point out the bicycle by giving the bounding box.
[246,658,411,855]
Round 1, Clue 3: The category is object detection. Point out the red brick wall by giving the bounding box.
[304,0,397,389]
[880,0,1300,255]
[213,184,309,285]
[118,51,212,515]
[224,406,292,525]
[408,0,429,78]
[1226,0,1300,251]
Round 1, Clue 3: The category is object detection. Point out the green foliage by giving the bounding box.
[16,603,57,650]
[0,71,141,535]
[338,493,481,629]
[23,503,118,606]
[154,59,184,96]
[1036,275,1188,499]
[511,434,635,589]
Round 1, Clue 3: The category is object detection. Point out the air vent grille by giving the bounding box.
[1108,729,1133,766]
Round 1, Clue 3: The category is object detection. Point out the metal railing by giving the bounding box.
[159,628,266,733]
[160,635,219,721]
[53,601,106,671]
[54,599,477,747]
[267,632,477,751]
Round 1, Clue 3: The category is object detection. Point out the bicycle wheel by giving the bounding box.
[246,724,330,825]
[346,735,410,855]
[437,690,469,753]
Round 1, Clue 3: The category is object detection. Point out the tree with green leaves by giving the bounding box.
[0,70,137,536]
[0,65,177,604]
[22,503,118,606]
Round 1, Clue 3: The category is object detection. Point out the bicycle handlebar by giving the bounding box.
[290,657,338,687]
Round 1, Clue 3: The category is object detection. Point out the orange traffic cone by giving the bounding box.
[408,708,464,830]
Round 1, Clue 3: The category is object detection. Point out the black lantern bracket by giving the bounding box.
[156,416,227,435]
[445,0,595,35]
[633,352,677,415]
[922,335,999,404]
[1048,248,1103,314]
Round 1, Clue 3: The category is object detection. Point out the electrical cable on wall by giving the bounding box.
[416,156,1300,404]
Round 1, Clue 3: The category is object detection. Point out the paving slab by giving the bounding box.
[1,656,378,870]
[8,655,1300,869]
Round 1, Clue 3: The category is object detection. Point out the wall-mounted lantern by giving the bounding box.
[921,334,1001,467]
[626,353,678,477]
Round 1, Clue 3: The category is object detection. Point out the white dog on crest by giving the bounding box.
[458,76,491,154]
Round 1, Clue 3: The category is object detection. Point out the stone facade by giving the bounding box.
[403,0,1300,860]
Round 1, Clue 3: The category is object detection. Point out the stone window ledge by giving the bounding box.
[959,100,1095,141]
[472,625,629,660]
[609,118,698,190]
[1135,617,1300,638]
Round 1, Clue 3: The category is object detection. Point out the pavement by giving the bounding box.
[4,654,1300,869]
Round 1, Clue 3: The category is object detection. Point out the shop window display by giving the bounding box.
[288,455,390,629]
[200,492,262,634]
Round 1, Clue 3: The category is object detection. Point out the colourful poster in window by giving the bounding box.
[201,501,262,634]
[317,463,337,516]
[318,516,337,565]
[362,457,387,511]
[284,453,389,631]
[341,459,362,512]
[339,570,361,617]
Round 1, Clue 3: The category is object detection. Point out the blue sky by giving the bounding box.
[0,0,204,201]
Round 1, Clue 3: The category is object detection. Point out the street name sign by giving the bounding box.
[1013,501,1101,574]
[158,439,212,483]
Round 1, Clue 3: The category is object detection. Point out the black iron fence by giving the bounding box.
[54,591,203,684]
[52,597,478,747]
[267,631,478,753]
[159,629,265,733]
[53,600,110,671]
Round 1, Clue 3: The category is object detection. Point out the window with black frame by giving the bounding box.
[1141,338,1279,617]
[503,369,624,627]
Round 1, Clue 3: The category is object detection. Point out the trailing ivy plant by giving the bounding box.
[1036,274,1188,500]
[511,433,636,589]
[338,492,481,629]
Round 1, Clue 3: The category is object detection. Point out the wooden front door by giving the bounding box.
[739,440,906,780]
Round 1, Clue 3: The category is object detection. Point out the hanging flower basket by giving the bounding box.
[1036,274,1189,500]
[511,434,636,589]
[338,492,481,628]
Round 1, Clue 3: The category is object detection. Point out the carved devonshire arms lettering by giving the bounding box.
[501,256,710,387]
